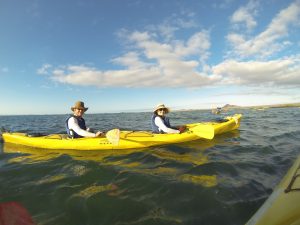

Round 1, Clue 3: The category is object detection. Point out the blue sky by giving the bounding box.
[0,0,300,115]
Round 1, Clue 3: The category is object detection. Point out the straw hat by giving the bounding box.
[154,104,170,114]
[71,101,88,112]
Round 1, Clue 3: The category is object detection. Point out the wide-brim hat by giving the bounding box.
[71,101,88,112]
[154,104,170,114]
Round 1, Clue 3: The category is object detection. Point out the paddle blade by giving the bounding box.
[189,124,214,140]
[106,129,120,145]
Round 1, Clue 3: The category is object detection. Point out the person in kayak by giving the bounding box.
[151,104,186,134]
[212,107,222,114]
[66,101,103,138]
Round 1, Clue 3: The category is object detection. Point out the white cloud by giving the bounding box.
[49,28,218,88]
[37,64,52,75]
[212,57,300,86]
[111,52,152,69]
[43,2,300,90]
[230,0,259,31]
[151,11,198,41]
[174,31,211,62]
[48,54,300,89]
[227,0,300,58]
[50,64,219,88]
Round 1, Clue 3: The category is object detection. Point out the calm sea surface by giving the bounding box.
[0,108,300,225]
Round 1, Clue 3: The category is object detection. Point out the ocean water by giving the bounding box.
[0,108,300,225]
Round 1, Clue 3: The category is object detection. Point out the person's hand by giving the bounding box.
[87,127,96,133]
[95,131,104,137]
[178,126,186,133]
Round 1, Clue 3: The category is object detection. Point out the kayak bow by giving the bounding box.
[246,155,300,225]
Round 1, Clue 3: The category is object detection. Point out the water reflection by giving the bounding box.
[3,131,240,188]
[4,131,239,161]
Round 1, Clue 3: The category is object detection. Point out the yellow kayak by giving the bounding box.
[246,155,300,225]
[2,114,241,151]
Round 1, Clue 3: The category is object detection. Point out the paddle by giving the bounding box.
[0,202,35,225]
[188,124,215,140]
[105,129,120,145]
[105,125,214,147]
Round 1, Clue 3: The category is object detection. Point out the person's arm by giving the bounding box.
[154,117,180,134]
[68,117,99,137]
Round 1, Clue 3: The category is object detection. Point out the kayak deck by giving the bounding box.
[246,155,300,225]
[2,114,242,151]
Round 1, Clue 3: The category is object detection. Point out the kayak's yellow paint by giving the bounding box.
[2,114,241,151]
[246,155,300,225]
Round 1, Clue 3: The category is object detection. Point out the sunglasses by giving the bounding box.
[158,109,166,112]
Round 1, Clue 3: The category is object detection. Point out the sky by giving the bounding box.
[0,0,300,115]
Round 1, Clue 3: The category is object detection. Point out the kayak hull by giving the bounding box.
[246,155,300,225]
[2,114,241,151]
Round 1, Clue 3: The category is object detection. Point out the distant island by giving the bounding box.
[222,102,300,110]
[177,102,300,112]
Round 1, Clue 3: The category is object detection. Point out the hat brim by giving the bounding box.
[71,107,88,112]
[154,107,170,114]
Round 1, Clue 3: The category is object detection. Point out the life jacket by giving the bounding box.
[65,115,87,138]
[151,114,171,133]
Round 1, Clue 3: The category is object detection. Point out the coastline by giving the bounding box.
[226,102,300,110]
[177,102,300,112]
[0,102,299,116]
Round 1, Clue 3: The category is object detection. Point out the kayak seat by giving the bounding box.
[124,131,154,138]
[213,118,229,123]
[44,134,69,140]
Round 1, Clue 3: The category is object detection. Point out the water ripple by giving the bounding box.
[0,108,300,225]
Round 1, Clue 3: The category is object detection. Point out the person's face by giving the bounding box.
[157,108,166,116]
[74,108,84,117]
